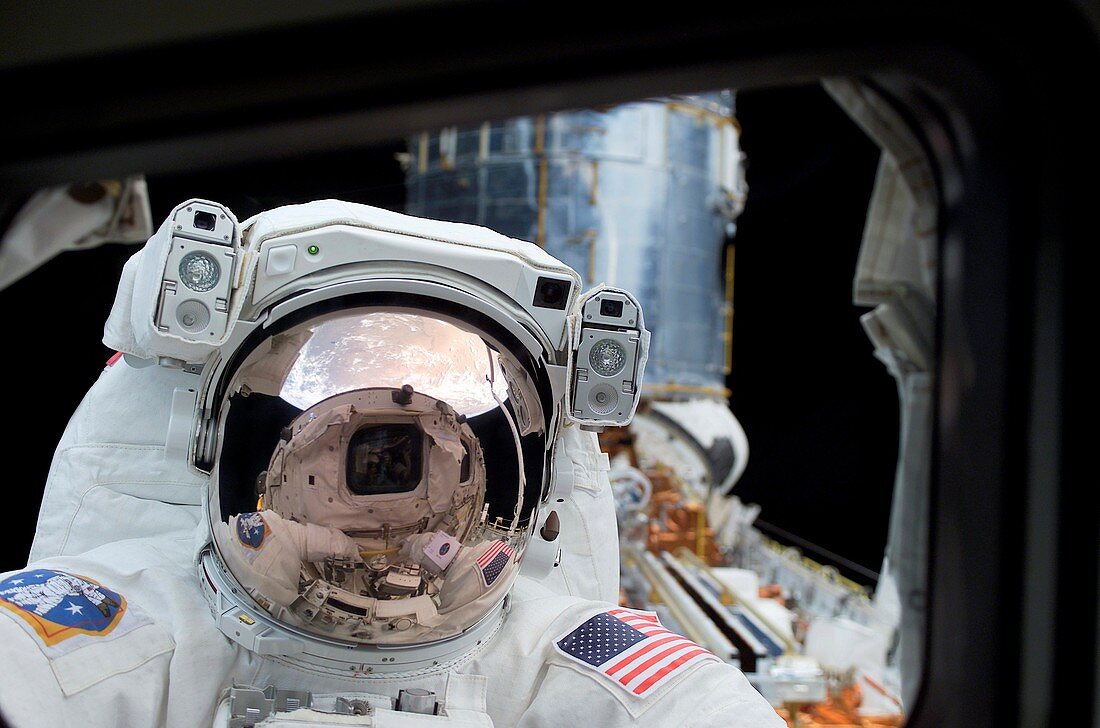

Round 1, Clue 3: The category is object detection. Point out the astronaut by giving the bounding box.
[0,198,782,727]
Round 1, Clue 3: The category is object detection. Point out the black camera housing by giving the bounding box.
[599,298,624,318]
[193,210,217,231]
[532,276,571,310]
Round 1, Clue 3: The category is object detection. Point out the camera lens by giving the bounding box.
[542,282,564,304]
[599,298,624,318]
[533,276,570,309]
[193,210,217,231]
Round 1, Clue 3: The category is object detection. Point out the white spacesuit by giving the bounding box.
[0,199,782,727]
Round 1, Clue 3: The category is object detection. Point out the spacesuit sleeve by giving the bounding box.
[0,615,67,727]
[396,532,440,570]
[542,426,621,603]
[673,664,787,725]
[515,601,786,728]
[521,656,785,727]
[223,510,360,563]
[217,511,362,608]
[290,520,362,563]
[216,513,301,606]
[678,663,787,728]
[0,573,177,728]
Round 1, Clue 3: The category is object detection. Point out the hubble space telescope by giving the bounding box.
[405,86,931,723]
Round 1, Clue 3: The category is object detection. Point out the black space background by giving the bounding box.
[1,84,896,583]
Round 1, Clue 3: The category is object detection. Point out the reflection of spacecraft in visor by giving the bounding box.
[256,386,501,642]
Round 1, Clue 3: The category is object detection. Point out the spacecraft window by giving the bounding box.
[345,423,424,495]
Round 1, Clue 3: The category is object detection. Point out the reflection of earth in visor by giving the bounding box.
[281,312,509,415]
[346,424,423,495]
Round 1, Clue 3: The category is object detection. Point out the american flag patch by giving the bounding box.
[476,539,514,588]
[554,608,718,698]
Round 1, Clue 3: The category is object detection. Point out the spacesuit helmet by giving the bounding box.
[105,198,649,668]
[210,307,535,646]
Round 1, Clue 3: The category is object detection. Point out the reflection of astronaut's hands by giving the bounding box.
[224,509,361,563]
[219,510,365,608]
[397,532,440,571]
[301,523,362,563]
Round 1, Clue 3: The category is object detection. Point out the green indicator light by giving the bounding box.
[307,245,320,255]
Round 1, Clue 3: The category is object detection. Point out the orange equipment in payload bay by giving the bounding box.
[776,673,903,727]
[599,428,722,565]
